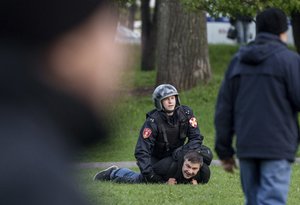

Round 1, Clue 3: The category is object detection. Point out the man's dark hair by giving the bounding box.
[183,150,203,165]
[256,7,288,35]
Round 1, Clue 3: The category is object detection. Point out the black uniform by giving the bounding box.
[135,105,203,179]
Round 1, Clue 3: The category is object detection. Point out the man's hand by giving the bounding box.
[191,179,198,185]
[166,178,177,185]
[221,157,237,173]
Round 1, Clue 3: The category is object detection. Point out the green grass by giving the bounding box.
[78,44,239,162]
[78,44,299,162]
[78,165,300,205]
[76,44,300,205]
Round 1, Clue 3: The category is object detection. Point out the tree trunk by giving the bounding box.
[141,0,158,71]
[128,2,137,30]
[291,11,300,54]
[156,0,211,90]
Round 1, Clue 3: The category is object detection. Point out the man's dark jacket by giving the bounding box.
[0,41,107,205]
[215,33,300,162]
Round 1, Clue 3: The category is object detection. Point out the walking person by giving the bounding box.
[235,15,252,44]
[215,8,300,205]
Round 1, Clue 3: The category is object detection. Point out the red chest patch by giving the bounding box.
[142,128,152,139]
[189,117,198,128]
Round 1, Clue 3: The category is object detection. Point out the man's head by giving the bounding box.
[1,0,125,108]
[256,8,288,41]
[152,84,180,113]
[182,151,203,179]
[0,0,111,45]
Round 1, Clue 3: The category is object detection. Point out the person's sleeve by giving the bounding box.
[152,156,174,177]
[184,106,203,148]
[214,68,236,160]
[134,120,157,176]
[285,54,300,111]
[195,163,211,184]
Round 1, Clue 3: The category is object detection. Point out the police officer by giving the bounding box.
[135,84,203,183]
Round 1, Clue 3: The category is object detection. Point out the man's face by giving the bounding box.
[182,159,201,179]
[161,95,176,112]
[46,8,126,107]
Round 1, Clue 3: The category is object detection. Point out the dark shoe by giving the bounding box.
[93,165,119,181]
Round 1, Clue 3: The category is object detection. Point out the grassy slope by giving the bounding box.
[79,44,299,162]
[77,44,300,205]
[79,165,300,205]
[78,44,239,162]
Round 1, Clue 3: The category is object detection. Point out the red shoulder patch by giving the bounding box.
[142,128,152,139]
[189,117,198,128]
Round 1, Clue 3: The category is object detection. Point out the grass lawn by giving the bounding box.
[78,44,299,162]
[78,44,240,162]
[78,164,300,205]
[76,44,300,204]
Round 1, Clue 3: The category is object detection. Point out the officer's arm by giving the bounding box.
[134,121,164,183]
[185,107,203,147]
[134,121,158,176]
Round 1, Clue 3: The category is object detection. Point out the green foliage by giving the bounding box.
[180,0,300,16]
[78,165,300,205]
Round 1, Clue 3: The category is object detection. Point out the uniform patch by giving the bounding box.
[189,117,198,128]
[142,128,152,139]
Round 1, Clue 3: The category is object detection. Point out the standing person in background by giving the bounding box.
[0,0,124,204]
[230,14,252,44]
[215,8,300,205]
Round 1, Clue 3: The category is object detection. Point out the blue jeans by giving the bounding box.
[239,159,291,205]
[110,168,144,183]
[235,20,250,44]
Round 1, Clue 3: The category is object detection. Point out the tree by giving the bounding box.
[128,2,137,30]
[156,0,211,90]
[141,0,159,71]
[181,0,300,53]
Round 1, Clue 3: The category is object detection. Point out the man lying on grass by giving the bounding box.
[93,150,209,185]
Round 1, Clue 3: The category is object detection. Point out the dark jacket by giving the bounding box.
[135,105,203,176]
[215,33,300,162]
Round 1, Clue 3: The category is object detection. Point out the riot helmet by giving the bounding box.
[152,84,180,111]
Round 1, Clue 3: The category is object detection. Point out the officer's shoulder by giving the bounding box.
[146,109,159,123]
[178,105,194,116]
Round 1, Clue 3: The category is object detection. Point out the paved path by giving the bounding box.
[77,158,300,169]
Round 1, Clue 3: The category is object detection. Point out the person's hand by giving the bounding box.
[166,178,177,185]
[191,179,198,185]
[221,157,237,173]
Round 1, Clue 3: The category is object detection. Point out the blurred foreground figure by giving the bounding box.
[215,8,300,205]
[0,0,123,204]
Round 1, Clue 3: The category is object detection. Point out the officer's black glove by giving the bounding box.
[144,172,164,183]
